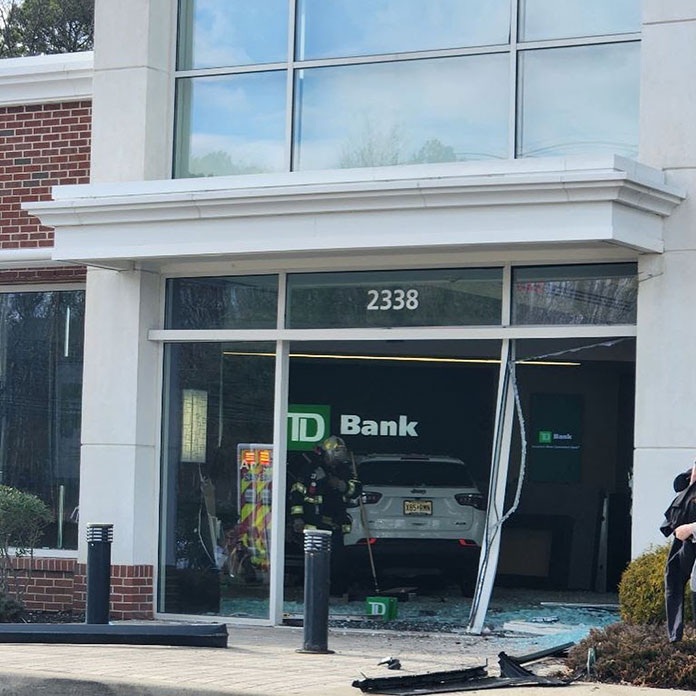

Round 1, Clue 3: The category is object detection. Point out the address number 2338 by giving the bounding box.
[366,288,419,311]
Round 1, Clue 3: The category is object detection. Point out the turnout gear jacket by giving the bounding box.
[289,456,362,533]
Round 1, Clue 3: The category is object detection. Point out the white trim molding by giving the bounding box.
[24,156,684,269]
[148,324,637,344]
[0,248,76,269]
[0,52,93,107]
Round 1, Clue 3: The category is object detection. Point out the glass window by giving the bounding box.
[174,72,287,178]
[166,276,278,330]
[159,342,276,618]
[512,263,637,325]
[517,42,639,158]
[177,0,289,70]
[296,0,510,60]
[293,54,509,171]
[286,268,503,328]
[519,0,641,42]
[0,290,84,550]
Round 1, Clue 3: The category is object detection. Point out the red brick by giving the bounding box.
[0,99,90,282]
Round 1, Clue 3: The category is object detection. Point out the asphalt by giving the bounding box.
[0,624,691,696]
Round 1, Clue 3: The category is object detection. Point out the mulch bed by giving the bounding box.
[11,610,85,624]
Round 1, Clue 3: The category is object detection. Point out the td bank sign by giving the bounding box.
[287,404,418,451]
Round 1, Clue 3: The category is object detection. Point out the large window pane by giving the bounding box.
[174,72,286,178]
[520,0,641,42]
[293,55,509,171]
[512,264,637,325]
[166,276,278,330]
[177,0,288,69]
[159,342,276,618]
[0,291,84,549]
[517,42,639,158]
[286,268,503,328]
[297,0,510,60]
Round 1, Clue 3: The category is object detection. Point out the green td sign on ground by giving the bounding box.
[287,404,331,451]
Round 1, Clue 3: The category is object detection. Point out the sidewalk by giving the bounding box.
[0,624,690,696]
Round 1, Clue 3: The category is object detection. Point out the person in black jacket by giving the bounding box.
[663,461,696,642]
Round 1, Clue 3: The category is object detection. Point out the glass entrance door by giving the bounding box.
[159,342,276,619]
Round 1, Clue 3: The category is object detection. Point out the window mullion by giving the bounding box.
[508,0,520,160]
[284,0,297,172]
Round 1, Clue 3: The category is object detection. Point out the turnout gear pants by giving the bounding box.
[665,537,696,642]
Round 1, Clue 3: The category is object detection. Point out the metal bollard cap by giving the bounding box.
[303,528,332,553]
[86,523,113,543]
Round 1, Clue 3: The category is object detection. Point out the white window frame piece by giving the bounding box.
[468,339,516,634]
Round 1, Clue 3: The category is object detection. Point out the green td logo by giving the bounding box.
[287,404,331,451]
[538,430,552,444]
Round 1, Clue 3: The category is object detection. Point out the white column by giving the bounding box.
[78,268,162,565]
[269,341,290,625]
[633,1,696,555]
[90,0,174,183]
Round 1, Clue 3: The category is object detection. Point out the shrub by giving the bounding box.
[0,593,23,622]
[0,485,52,603]
[568,622,696,689]
[618,543,689,624]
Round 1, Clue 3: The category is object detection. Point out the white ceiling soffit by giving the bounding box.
[0,52,93,106]
[24,156,685,268]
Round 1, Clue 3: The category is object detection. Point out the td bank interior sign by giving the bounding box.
[529,393,583,484]
[288,404,418,451]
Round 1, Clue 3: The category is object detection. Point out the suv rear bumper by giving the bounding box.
[345,538,480,572]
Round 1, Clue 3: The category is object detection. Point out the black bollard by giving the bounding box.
[86,523,113,624]
[297,528,334,654]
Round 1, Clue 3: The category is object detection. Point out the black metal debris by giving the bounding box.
[352,642,572,694]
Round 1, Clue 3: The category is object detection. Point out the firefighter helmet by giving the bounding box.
[321,435,349,465]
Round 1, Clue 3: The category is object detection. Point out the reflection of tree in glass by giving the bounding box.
[339,116,464,169]
[169,278,277,330]
[410,138,457,164]
[0,291,84,548]
[187,150,269,178]
[339,117,404,168]
[288,281,502,329]
[513,277,637,325]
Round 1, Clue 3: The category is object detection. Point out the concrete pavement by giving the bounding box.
[0,624,690,695]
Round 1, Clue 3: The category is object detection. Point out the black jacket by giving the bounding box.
[661,477,696,538]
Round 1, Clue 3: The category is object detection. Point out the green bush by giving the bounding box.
[0,485,52,602]
[618,543,688,624]
[568,623,696,689]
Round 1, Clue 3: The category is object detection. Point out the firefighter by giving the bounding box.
[289,435,362,594]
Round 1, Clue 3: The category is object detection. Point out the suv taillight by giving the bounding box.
[362,491,382,505]
[455,493,485,510]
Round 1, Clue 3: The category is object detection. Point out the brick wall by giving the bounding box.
[74,564,154,620]
[11,558,75,612]
[10,558,154,620]
[0,99,90,284]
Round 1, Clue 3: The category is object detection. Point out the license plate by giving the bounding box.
[404,500,432,516]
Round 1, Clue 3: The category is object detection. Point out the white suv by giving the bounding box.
[344,454,486,592]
